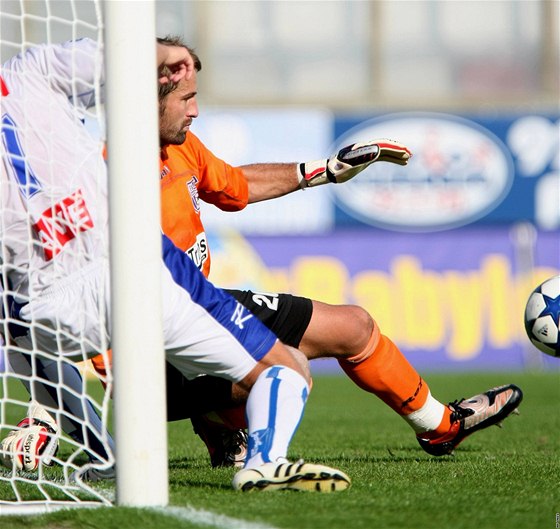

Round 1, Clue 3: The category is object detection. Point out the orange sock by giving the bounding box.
[339,328,452,435]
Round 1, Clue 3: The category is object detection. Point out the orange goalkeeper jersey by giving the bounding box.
[160,132,249,278]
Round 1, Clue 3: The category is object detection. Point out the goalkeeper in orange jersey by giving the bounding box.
[108,37,521,467]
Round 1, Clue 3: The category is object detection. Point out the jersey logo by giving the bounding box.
[160,165,170,179]
[0,76,8,96]
[185,232,208,271]
[231,302,253,329]
[186,175,200,213]
[33,189,94,260]
[1,113,42,199]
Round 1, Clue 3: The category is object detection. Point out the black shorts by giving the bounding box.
[224,290,313,348]
[166,290,313,421]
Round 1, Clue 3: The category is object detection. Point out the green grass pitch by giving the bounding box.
[1,371,558,529]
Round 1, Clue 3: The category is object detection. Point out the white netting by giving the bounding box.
[0,0,114,512]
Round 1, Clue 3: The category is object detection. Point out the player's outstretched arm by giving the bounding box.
[241,138,411,203]
[241,163,300,204]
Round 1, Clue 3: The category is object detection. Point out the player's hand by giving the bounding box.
[0,404,59,472]
[297,139,412,188]
[157,44,194,84]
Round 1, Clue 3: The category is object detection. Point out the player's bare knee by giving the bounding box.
[337,305,375,357]
[284,346,311,381]
[260,343,311,384]
[240,342,311,390]
[355,305,375,340]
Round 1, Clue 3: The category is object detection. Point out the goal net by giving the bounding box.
[0,0,167,513]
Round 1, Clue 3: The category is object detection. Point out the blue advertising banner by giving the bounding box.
[195,109,558,236]
[332,112,559,232]
[208,226,559,373]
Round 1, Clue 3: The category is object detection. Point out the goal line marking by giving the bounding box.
[158,505,280,529]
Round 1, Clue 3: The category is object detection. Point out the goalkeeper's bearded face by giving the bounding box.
[159,73,199,147]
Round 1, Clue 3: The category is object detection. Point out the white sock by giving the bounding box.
[402,391,447,434]
[244,365,309,469]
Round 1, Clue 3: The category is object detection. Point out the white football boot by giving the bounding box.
[232,459,351,492]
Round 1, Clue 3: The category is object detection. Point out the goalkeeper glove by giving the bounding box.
[297,138,411,188]
[0,402,59,472]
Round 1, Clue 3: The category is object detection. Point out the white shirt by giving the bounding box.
[1,38,107,302]
[1,38,275,380]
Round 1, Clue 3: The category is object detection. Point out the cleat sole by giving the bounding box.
[234,463,351,493]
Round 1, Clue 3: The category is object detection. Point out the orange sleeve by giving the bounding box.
[160,133,249,277]
[188,133,249,211]
[90,350,112,390]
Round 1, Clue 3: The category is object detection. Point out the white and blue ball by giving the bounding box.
[524,275,560,358]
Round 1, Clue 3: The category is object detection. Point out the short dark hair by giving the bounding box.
[157,35,201,103]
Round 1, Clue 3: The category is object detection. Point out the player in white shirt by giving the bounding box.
[0,38,350,492]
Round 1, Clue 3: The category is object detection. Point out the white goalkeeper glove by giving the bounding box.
[297,138,412,188]
[1,402,59,472]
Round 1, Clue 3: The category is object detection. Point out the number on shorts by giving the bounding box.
[251,292,279,311]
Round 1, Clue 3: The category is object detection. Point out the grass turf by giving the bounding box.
[0,371,558,529]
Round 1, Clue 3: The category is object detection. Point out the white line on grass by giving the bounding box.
[157,505,280,529]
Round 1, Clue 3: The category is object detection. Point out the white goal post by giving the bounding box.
[0,0,167,512]
[104,0,167,508]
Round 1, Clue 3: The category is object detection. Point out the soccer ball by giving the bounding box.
[524,275,560,357]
